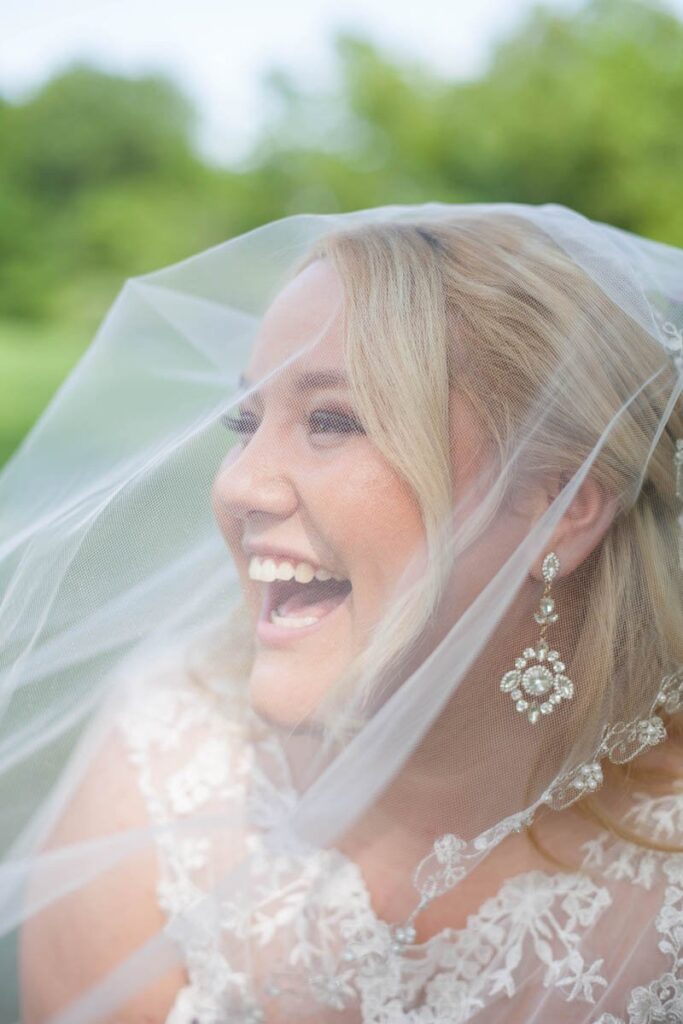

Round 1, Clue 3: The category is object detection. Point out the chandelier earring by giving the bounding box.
[499,552,574,725]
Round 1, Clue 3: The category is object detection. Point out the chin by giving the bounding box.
[248,657,326,727]
[247,637,362,734]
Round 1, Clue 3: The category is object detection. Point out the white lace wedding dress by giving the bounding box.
[114,641,683,1024]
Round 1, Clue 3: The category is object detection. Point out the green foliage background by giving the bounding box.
[1,0,682,467]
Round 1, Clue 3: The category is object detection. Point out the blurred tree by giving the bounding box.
[248,0,683,242]
[3,65,197,199]
[0,66,205,319]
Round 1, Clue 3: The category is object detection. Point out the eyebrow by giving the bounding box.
[237,370,350,396]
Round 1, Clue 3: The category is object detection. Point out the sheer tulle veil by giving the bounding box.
[1,201,683,1023]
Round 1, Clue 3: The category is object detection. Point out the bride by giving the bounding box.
[6,204,683,1022]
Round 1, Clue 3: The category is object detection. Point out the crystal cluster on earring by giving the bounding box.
[499,552,574,724]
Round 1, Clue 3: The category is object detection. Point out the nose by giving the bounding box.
[212,426,299,525]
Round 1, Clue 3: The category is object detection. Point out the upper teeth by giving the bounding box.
[248,556,345,583]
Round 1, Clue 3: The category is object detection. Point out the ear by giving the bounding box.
[530,472,620,581]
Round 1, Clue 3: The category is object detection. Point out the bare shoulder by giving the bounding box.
[19,722,187,1024]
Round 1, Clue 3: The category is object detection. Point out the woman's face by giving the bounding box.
[211,259,428,723]
[211,258,522,726]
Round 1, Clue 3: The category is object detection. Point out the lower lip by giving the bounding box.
[255,591,352,648]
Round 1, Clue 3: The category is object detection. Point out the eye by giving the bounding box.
[219,410,259,435]
[218,407,365,441]
[309,409,364,435]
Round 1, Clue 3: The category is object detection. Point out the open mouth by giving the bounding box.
[262,576,353,628]
[246,553,353,646]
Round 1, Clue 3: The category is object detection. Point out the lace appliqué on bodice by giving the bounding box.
[116,657,683,1024]
[589,793,683,1024]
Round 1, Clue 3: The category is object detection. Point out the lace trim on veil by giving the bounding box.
[405,666,683,920]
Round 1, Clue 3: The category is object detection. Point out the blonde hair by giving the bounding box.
[205,212,683,857]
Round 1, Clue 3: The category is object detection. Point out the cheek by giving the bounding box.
[320,450,425,596]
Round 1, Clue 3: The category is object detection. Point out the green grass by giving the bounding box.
[0,318,90,468]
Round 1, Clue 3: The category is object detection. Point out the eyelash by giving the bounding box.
[219,408,365,438]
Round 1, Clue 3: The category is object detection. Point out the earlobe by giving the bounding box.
[532,474,620,579]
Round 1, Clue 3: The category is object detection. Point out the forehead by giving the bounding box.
[245,259,346,383]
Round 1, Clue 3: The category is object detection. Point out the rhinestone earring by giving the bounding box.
[499,551,574,725]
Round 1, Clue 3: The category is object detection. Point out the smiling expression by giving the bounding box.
[211,259,428,724]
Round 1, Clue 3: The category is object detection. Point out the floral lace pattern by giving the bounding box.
[115,648,683,1024]
[541,664,683,813]
[586,794,683,1024]
[353,871,611,1024]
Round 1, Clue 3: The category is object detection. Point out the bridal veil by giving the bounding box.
[2,202,683,1022]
